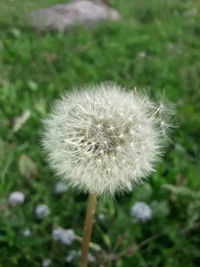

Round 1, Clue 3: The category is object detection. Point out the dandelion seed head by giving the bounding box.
[42,83,172,195]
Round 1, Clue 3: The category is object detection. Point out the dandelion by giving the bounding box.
[52,227,75,245]
[131,201,152,222]
[42,83,173,266]
[42,84,171,196]
[35,204,50,219]
[54,181,68,194]
[8,191,25,206]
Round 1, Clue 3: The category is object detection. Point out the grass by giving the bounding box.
[0,0,200,266]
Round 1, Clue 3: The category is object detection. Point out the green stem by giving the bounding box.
[80,193,97,267]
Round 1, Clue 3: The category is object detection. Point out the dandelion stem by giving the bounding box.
[80,193,97,267]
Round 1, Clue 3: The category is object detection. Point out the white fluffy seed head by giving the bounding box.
[42,83,172,195]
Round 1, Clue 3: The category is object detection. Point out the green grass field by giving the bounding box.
[0,0,200,266]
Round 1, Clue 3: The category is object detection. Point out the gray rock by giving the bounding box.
[28,0,120,31]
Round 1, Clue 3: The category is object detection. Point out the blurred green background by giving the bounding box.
[0,0,200,266]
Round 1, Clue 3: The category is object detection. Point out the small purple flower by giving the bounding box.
[52,228,63,241]
[65,250,95,263]
[98,213,105,221]
[131,201,152,222]
[8,191,25,206]
[60,229,75,245]
[54,182,68,194]
[138,51,147,58]
[52,228,75,245]
[42,259,51,267]
[65,250,80,263]
[35,204,50,218]
[22,228,31,237]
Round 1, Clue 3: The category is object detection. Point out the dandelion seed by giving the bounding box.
[8,191,25,206]
[116,146,122,151]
